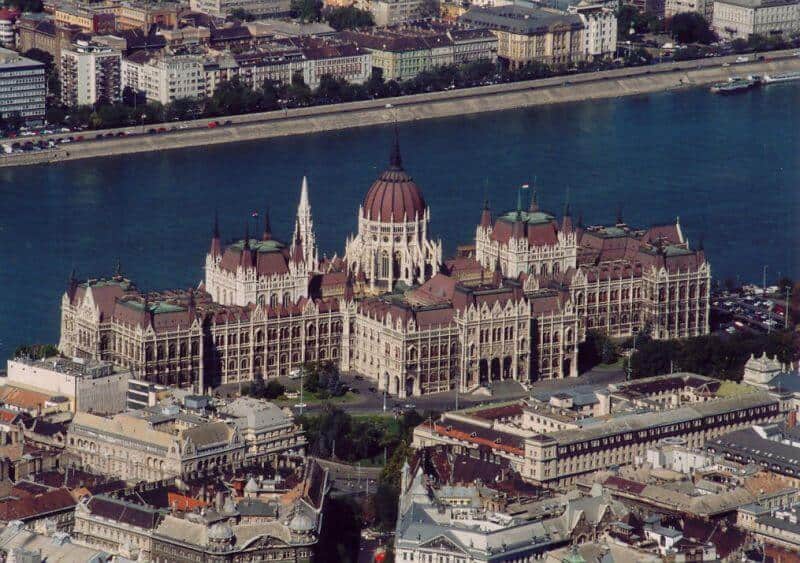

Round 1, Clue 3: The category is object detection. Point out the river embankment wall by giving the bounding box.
[4,53,799,168]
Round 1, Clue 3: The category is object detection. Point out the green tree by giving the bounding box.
[667,12,717,44]
[416,0,438,17]
[325,5,374,30]
[45,105,66,125]
[14,344,59,359]
[230,7,255,20]
[291,0,322,21]
[263,380,285,400]
[250,373,267,398]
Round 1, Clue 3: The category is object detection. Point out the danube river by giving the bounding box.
[0,84,798,359]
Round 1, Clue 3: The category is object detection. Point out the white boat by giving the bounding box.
[763,71,800,83]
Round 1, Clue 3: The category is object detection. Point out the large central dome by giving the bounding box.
[362,131,427,223]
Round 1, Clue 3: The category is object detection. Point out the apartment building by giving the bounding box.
[713,0,800,39]
[122,51,205,104]
[0,47,45,125]
[340,25,497,81]
[568,0,617,59]
[60,40,121,106]
[413,374,783,487]
[189,0,291,19]
[359,0,425,25]
[66,408,246,481]
[0,8,19,48]
[460,5,586,68]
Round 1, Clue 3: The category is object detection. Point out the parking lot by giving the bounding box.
[712,288,789,334]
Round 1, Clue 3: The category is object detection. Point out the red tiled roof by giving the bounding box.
[604,476,646,495]
[363,168,426,223]
[0,386,53,411]
[429,421,524,456]
[0,488,75,522]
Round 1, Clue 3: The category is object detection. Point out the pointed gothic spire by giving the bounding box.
[262,206,272,241]
[299,176,309,210]
[210,211,222,257]
[577,210,584,229]
[389,123,403,170]
[67,268,79,301]
[114,258,122,279]
[480,199,492,229]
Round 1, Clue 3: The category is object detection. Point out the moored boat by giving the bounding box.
[763,71,800,84]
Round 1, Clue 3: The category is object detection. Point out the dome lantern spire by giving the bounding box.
[389,123,403,170]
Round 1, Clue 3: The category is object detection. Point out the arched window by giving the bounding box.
[283,292,291,306]
[381,251,390,277]
[255,330,264,343]
[270,294,278,307]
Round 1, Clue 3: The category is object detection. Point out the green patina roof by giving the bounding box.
[663,245,694,257]
[594,226,628,238]
[498,209,554,225]
[81,278,133,291]
[229,238,285,253]
[123,300,186,314]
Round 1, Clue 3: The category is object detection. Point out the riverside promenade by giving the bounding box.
[4,50,799,168]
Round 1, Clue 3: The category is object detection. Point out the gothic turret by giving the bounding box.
[241,223,253,268]
[561,203,573,233]
[262,207,272,241]
[292,231,304,265]
[528,186,539,213]
[512,189,526,240]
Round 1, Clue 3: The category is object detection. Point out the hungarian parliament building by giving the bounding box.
[58,133,711,398]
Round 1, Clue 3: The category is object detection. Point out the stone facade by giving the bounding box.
[344,133,442,293]
[713,0,800,39]
[57,132,711,398]
[66,411,246,481]
[476,198,711,341]
[414,378,782,487]
[460,5,586,68]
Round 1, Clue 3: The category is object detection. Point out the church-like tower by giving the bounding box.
[292,176,318,271]
[344,130,442,292]
[203,178,319,307]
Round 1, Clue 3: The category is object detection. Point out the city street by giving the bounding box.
[273,365,626,416]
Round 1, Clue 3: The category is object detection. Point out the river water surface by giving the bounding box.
[0,84,798,358]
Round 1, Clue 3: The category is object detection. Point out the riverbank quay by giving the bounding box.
[3,51,799,168]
